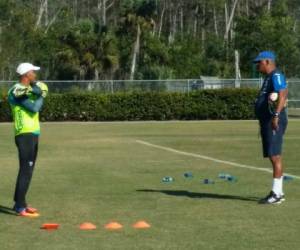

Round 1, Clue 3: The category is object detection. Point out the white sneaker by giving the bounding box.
[259,191,283,204]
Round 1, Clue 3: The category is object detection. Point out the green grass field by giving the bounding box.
[0,121,299,250]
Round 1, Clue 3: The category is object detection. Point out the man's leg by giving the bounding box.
[14,134,37,210]
[270,155,283,178]
[33,136,39,165]
[259,122,284,204]
[24,136,39,214]
[270,155,284,197]
[268,113,288,198]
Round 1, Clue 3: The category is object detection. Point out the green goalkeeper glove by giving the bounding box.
[36,81,49,98]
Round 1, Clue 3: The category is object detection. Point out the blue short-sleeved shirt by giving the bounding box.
[255,70,287,121]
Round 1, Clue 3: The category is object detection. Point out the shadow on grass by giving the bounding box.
[0,205,15,216]
[137,189,260,202]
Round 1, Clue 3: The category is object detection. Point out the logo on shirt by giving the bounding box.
[274,73,282,85]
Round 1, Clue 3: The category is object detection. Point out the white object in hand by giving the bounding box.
[269,92,278,102]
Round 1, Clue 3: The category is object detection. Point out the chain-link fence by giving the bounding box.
[286,80,300,118]
[1,78,300,117]
[43,78,264,93]
[0,79,263,94]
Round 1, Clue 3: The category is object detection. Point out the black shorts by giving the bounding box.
[259,112,288,158]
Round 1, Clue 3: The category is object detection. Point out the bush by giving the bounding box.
[0,89,258,122]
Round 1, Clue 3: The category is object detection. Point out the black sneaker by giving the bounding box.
[259,191,282,204]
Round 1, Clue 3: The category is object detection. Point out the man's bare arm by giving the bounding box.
[276,89,288,114]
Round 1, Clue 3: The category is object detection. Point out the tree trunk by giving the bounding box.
[44,0,48,26]
[130,23,141,80]
[158,0,166,38]
[97,0,102,26]
[74,0,78,23]
[235,50,241,87]
[80,68,86,80]
[180,6,184,38]
[44,7,62,34]
[293,20,297,33]
[193,5,199,38]
[102,0,107,26]
[35,0,48,30]
[172,12,177,42]
[201,3,206,50]
[151,18,156,36]
[95,68,99,81]
[267,0,272,12]
[98,0,114,27]
[168,3,177,44]
[224,0,239,41]
[225,2,228,31]
[213,7,218,36]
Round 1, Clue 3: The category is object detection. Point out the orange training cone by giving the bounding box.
[79,222,97,230]
[104,221,123,230]
[132,220,151,229]
[41,223,60,230]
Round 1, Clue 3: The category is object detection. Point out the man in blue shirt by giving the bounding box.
[254,51,288,204]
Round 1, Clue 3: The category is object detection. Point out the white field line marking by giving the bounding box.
[136,140,300,180]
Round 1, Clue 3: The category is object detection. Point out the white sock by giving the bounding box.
[272,177,283,196]
[280,176,284,195]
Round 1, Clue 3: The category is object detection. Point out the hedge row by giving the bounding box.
[0,89,258,122]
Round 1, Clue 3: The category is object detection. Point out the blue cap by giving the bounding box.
[253,51,276,63]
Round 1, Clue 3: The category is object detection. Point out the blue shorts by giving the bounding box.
[259,112,288,158]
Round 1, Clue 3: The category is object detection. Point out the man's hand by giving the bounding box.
[272,117,279,131]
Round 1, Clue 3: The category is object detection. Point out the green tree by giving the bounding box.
[235,0,300,77]
[55,19,119,80]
